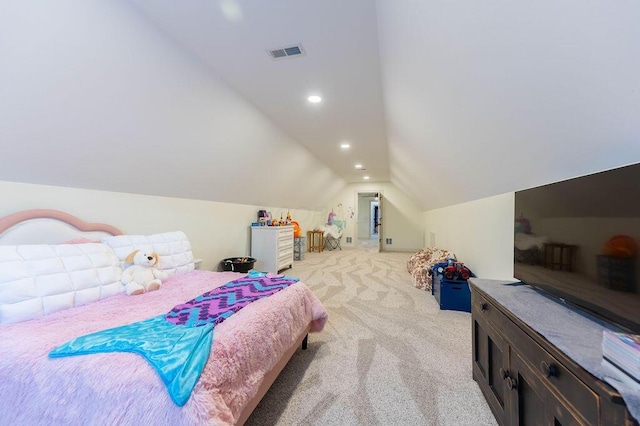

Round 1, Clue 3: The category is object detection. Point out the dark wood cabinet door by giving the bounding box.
[473,315,511,425]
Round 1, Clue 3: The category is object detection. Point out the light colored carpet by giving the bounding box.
[246,246,498,426]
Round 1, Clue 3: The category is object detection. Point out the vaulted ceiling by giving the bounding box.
[129,0,389,184]
[2,1,639,212]
[129,0,640,210]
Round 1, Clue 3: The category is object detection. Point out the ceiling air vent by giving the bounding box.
[267,43,305,60]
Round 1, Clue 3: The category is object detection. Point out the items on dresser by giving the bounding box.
[250,225,294,273]
[257,210,269,226]
[602,331,640,384]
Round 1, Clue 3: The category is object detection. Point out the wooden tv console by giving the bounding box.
[469,278,637,425]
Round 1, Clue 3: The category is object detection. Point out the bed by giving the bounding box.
[0,209,328,425]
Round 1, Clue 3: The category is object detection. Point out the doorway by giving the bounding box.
[370,201,379,238]
[355,191,383,252]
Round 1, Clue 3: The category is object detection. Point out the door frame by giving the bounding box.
[354,189,384,252]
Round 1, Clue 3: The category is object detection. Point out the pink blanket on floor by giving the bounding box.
[0,270,328,425]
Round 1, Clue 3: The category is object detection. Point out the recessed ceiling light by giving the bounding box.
[307,95,322,103]
[363,176,370,180]
[220,0,243,23]
[355,164,363,169]
[340,143,351,150]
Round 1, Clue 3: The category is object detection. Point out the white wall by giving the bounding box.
[324,182,424,252]
[0,0,344,211]
[424,192,514,280]
[0,181,322,271]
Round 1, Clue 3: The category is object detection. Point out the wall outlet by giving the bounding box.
[346,237,352,243]
[385,238,392,244]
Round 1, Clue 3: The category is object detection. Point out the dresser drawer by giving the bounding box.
[278,247,293,260]
[279,238,293,250]
[277,228,293,238]
[278,249,293,268]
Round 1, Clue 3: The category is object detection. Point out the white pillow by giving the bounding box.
[0,243,123,324]
[101,231,194,277]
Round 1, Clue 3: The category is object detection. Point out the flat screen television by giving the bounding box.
[514,162,640,334]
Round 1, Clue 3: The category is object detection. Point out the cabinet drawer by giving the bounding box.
[511,351,587,426]
[278,256,293,270]
[277,228,293,238]
[278,248,293,261]
[473,291,517,338]
[279,239,293,250]
[512,329,598,423]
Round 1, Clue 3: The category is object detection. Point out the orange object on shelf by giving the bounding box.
[603,235,638,258]
[292,221,301,238]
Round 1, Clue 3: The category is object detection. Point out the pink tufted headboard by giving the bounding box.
[0,209,123,245]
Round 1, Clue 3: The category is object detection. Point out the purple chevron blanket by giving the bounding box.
[165,273,299,327]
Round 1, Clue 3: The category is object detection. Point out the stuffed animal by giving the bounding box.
[121,250,168,295]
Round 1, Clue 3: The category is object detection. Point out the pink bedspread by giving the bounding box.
[0,270,327,425]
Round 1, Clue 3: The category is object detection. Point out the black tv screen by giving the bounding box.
[514,163,640,334]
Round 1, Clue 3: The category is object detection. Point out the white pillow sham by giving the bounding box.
[101,231,195,277]
[0,243,123,324]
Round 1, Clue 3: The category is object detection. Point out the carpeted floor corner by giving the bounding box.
[246,245,497,426]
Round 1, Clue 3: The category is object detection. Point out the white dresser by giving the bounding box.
[250,226,294,273]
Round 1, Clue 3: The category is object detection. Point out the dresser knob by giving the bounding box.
[507,377,518,390]
[480,302,488,312]
[499,368,510,379]
[541,361,559,378]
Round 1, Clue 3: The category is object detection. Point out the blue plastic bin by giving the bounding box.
[431,262,474,312]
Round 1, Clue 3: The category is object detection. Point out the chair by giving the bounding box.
[323,220,345,251]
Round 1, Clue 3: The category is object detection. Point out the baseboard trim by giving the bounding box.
[381,248,421,253]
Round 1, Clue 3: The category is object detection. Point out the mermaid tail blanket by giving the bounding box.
[49,271,298,406]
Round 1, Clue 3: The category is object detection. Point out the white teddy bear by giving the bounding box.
[121,250,168,296]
